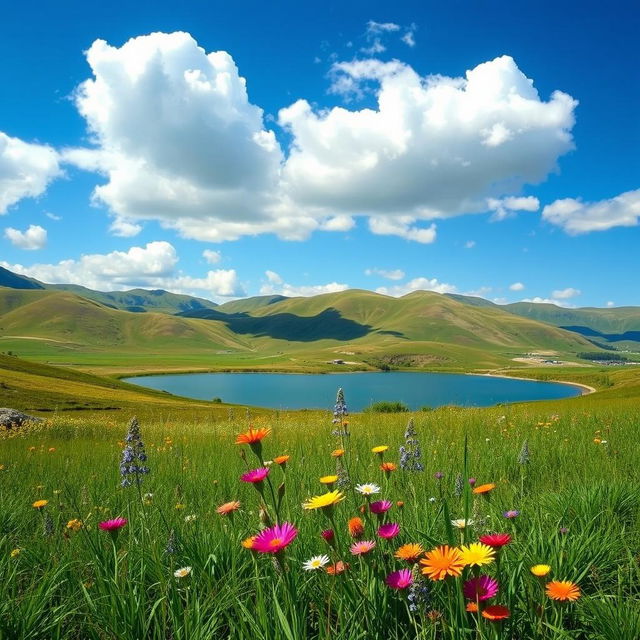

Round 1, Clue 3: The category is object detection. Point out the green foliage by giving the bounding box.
[364,400,410,413]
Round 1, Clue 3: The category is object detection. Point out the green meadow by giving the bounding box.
[2,352,640,639]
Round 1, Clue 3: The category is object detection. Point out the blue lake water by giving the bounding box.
[123,371,582,411]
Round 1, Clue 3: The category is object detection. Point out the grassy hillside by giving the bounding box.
[216,294,288,313]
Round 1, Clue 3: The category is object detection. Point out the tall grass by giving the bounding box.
[1,398,639,639]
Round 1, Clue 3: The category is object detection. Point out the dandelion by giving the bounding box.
[302,490,345,512]
[369,500,392,514]
[240,467,270,484]
[174,566,192,578]
[386,569,414,589]
[348,517,365,538]
[531,564,552,577]
[119,417,150,488]
[331,449,345,457]
[241,536,257,550]
[66,519,83,532]
[421,545,465,581]
[463,575,499,601]
[459,543,495,568]
[378,522,400,539]
[356,483,381,496]
[546,580,581,601]
[319,475,338,485]
[372,445,389,455]
[479,533,511,548]
[326,561,349,575]
[481,605,510,620]
[303,555,330,571]
[472,483,496,495]
[395,543,424,563]
[216,500,241,516]
[503,510,520,519]
[252,522,298,554]
[350,540,376,555]
[10,548,21,558]
[32,499,48,509]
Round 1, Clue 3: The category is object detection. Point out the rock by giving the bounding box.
[0,408,43,429]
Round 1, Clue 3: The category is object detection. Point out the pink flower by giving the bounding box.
[463,575,499,601]
[350,540,376,555]
[369,500,392,514]
[321,529,335,542]
[240,467,270,484]
[386,568,413,589]
[377,522,400,539]
[252,522,298,554]
[479,533,512,548]
[99,518,127,532]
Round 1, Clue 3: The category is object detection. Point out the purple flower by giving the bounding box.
[503,510,520,519]
[468,477,477,486]
[463,575,499,601]
[559,526,569,535]
[377,522,400,539]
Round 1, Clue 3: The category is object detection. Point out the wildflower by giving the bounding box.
[303,554,330,571]
[466,602,479,612]
[66,519,83,532]
[10,548,21,558]
[503,510,520,519]
[468,477,476,486]
[381,462,397,473]
[454,473,464,497]
[459,543,495,568]
[43,512,54,537]
[321,529,335,544]
[184,514,197,523]
[472,483,496,495]
[372,445,388,455]
[142,493,153,505]
[407,578,431,612]
[273,455,290,466]
[241,536,257,549]
[395,543,424,563]
[434,471,444,480]
[399,418,424,472]
[378,522,400,539]
[546,580,581,601]
[479,533,511,548]
[302,490,345,511]
[165,529,177,554]
[99,518,127,532]
[240,467,270,484]
[420,545,465,580]
[369,500,392,514]
[252,522,298,554]
[332,388,349,436]
[481,605,510,620]
[326,561,349,575]
[120,417,150,488]
[319,475,338,485]
[386,568,413,589]
[356,483,381,496]
[174,566,192,578]
[336,460,350,489]
[348,517,365,538]
[48,447,56,453]
[559,526,569,535]
[451,518,474,529]
[396,500,404,508]
[235,426,271,445]
[350,540,376,555]
[331,449,345,457]
[32,499,48,509]
[518,439,530,464]
[216,501,241,515]
[463,575,499,601]
[531,564,552,577]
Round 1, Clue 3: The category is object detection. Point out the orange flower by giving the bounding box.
[396,500,405,509]
[380,462,397,473]
[235,427,271,445]
[472,483,496,495]
[481,605,510,620]
[331,449,345,458]
[394,543,424,563]
[216,501,241,515]
[545,580,581,601]
[241,536,257,549]
[273,455,290,465]
[32,499,48,509]
[466,602,479,613]
[326,561,349,575]
[420,545,465,580]
[348,517,365,538]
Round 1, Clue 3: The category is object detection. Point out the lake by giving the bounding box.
[123,371,583,411]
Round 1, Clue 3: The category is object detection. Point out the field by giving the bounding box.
[2,364,640,639]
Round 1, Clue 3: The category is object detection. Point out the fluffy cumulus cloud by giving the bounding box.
[487,196,539,221]
[365,267,405,280]
[509,282,525,291]
[259,270,348,297]
[4,224,48,250]
[0,132,61,214]
[542,189,640,234]
[202,249,221,264]
[551,287,581,299]
[376,276,458,297]
[1,241,244,298]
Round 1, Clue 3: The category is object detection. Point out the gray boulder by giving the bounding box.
[0,408,43,429]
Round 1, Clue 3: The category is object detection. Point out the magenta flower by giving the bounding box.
[479,533,512,548]
[321,529,335,543]
[350,540,376,555]
[240,467,270,484]
[98,518,128,532]
[369,500,392,514]
[252,522,298,554]
[463,575,499,601]
[377,522,400,539]
[386,568,413,589]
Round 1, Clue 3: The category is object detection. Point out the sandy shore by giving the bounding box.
[475,372,596,396]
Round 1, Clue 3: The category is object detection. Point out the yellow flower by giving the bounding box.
[319,475,338,485]
[175,503,186,510]
[531,564,552,577]
[331,449,345,458]
[0,464,5,471]
[459,542,495,567]
[66,519,83,532]
[10,548,21,558]
[302,490,345,511]
[371,445,389,454]
[32,499,48,509]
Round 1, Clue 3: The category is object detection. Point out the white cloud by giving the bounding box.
[259,271,348,297]
[109,217,142,237]
[521,296,575,308]
[1,240,244,299]
[265,270,284,285]
[376,276,458,297]
[542,189,640,234]
[551,287,581,299]
[45,212,62,221]
[606,301,615,307]
[368,217,437,243]
[365,267,405,280]
[366,21,401,34]
[401,24,417,47]
[464,240,476,249]
[4,224,47,250]
[487,195,540,221]
[0,132,61,214]
[202,249,221,264]
[509,282,525,291]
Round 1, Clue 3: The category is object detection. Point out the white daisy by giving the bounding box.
[302,555,330,571]
[451,518,474,529]
[355,483,381,496]
[174,566,192,578]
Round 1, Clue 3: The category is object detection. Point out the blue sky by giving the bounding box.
[0,0,638,306]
